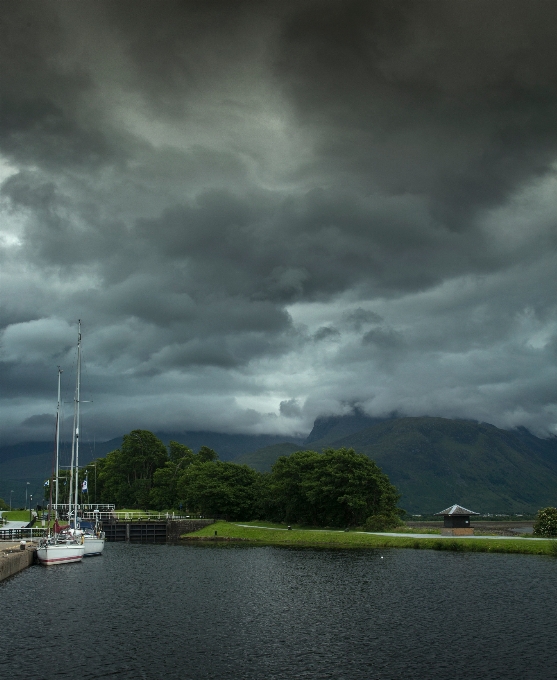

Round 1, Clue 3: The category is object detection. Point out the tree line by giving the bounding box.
[75,429,403,528]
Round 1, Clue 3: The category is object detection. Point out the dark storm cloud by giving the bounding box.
[0,4,125,170]
[130,186,487,303]
[342,308,383,331]
[313,327,340,342]
[1,1,557,443]
[276,0,557,222]
[279,398,302,418]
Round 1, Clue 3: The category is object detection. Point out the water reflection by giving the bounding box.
[1,544,555,679]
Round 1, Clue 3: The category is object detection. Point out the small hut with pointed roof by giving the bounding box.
[435,504,480,536]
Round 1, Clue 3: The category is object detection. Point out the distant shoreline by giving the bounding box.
[183,522,557,556]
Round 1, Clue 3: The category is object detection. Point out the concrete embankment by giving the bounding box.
[167,519,214,540]
[0,544,36,583]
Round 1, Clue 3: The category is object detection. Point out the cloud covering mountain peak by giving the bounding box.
[1,1,557,444]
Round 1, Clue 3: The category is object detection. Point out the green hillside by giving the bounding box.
[304,411,391,447]
[234,442,301,472]
[234,417,557,514]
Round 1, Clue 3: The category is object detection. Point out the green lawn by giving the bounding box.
[2,510,33,522]
[183,521,557,556]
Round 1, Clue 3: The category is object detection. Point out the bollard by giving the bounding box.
[214,531,217,536]
[287,526,292,531]
[20,540,26,551]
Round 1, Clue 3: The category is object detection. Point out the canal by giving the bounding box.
[1,543,555,679]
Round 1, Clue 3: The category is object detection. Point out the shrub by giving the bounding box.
[533,507,557,537]
[364,513,403,532]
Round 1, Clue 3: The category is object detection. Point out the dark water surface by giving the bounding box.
[1,544,556,679]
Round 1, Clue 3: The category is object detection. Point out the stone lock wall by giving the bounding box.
[0,545,36,582]
[166,519,215,541]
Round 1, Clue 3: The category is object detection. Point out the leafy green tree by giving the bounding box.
[82,458,107,504]
[533,507,557,537]
[168,441,195,465]
[0,497,8,511]
[99,430,167,508]
[268,450,323,523]
[43,469,76,504]
[270,448,401,527]
[197,446,218,462]
[149,441,195,510]
[177,461,262,520]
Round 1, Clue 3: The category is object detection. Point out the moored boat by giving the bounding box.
[67,519,105,556]
[83,533,105,556]
[36,538,85,565]
[37,365,85,566]
[67,321,105,557]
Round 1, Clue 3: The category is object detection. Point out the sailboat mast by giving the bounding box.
[55,366,62,510]
[73,320,82,528]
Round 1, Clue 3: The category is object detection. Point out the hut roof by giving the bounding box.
[435,504,480,516]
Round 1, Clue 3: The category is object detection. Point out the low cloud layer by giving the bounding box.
[1,1,557,444]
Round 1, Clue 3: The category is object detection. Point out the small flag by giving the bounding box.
[44,479,50,486]
[82,476,88,493]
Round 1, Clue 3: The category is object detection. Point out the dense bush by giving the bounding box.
[270,448,401,527]
[177,461,261,520]
[364,513,403,532]
[533,507,557,537]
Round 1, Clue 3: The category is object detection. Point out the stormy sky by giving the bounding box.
[2,0,557,445]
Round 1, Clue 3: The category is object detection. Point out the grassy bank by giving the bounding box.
[183,521,557,556]
[1,510,32,522]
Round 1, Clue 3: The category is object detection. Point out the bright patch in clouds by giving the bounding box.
[1,1,557,444]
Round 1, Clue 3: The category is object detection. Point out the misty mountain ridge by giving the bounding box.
[303,410,398,447]
[238,416,557,514]
[2,416,556,513]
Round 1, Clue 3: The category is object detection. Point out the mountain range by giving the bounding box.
[236,416,557,513]
[2,415,556,513]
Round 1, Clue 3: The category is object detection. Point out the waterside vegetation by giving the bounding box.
[533,507,557,537]
[184,521,557,556]
[79,430,403,528]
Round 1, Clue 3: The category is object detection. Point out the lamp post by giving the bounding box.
[10,490,13,511]
[25,482,30,510]
[29,494,33,523]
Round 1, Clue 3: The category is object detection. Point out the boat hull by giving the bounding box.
[37,543,85,565]
[83,536,105,556]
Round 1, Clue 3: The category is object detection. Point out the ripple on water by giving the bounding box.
[1,544,556,679]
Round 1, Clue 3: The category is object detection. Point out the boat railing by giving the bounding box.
[81,511,116,521]
[103,512,205,522]
[0,527,48,541]
[51,503,115,512]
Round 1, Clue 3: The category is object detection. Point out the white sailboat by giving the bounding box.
[82,521,105,556]
[67,320,105,557]
[37,364,85,566]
